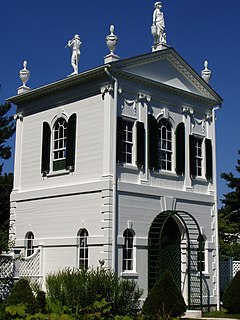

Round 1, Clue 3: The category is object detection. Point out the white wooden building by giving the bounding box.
[8,41,222,310]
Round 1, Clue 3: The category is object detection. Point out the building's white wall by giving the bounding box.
[117,185,218,304]
[18,94,104,192]
[118,82,215,198]
[10,64,219,307]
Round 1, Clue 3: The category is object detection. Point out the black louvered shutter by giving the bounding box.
[66,113,77,171]
[189,135,196,177]
[41,122,51,174]
[205,138,213,180]
[117,116,123,163]
[176,122,185,175]
[136,121,145,167]
[148,114,158,169]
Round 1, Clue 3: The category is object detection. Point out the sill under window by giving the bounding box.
[45,169,71,178]
[119,163,139,171]
[192,176,208,183]
[121,271,138,278]
[152,170,178,178]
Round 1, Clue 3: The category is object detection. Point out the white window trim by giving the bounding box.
[77,229,89,269]
[25,232,34,257]
[157,118,174,172]
[192,134,205,179]
[121,229,137,274]
[122,117,136,167]
[49,114,69,173]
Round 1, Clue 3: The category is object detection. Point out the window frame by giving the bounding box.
[122,229,134,272]
[194,136,203,177]
[25,232,34,257]
[78,228,89,269]
[121,118,136,166]
[157,118,173,171]
[197,235,206,273]
[52,117,68,171]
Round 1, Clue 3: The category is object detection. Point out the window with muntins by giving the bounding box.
[197,235,205,272]
[41,113,77,174]
[158,119,172,170]
[78,229,88,269]
[26,232,34,257]
[122,120,134,164]
[122,229,134,271]
[53,118,67,171]
[194,137,203,177]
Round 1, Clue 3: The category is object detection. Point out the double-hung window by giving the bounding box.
[53,118,67,171]
[158,119,172,171]
[26,232,34,257]
[117,116,145,167]
[41,113,77,174]
[122,229,134,271]
[190,135,203,178]
[194,137,203,177]
[78,228,88,269]
[197,235,206,272]
[122,120,134,164]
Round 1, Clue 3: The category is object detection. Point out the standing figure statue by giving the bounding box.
[66,34,81,76]
[152,2,166,46]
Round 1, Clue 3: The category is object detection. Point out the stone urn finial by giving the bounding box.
[18,60,31,94]
[106,25,118,54]
[19,61,30,87]
[201,61,212,84]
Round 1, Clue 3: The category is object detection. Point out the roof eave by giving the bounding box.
[7,65,108,105]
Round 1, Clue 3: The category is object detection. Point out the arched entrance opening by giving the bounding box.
[148,210,203,310]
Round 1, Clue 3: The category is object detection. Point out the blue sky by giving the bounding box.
[0,0,239,205]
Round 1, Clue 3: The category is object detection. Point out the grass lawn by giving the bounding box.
[203,310,240,319]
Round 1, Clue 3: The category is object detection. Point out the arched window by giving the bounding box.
[158,118,172,171]
[41,113,77,174]
[122,229,134,271]
[197,235,206,272]
[78,229,88,269]
[53,117,67,171]
[26,232,34,257]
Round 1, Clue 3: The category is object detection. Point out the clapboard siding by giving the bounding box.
[20,94,104,190]
[16,191,103,241]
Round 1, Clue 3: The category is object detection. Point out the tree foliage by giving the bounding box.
[219,152,240,260]
[5,278,38,316]
[222,271,240,313]
[0,102,15,175]
[46,267,142,318]
[142,270,186,319]
[0,102,15,252]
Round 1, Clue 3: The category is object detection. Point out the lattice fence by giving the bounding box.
[233,260,240,276]
[220,258,240,294]
[18,248,43,288]
[0,246,43,299]
[0,254,15,300]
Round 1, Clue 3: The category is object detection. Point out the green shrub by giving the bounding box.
[222,270,240,313]
[6,278,38,315]
[5,304,27,318]
[37,291,46,313]
[46,267,142,317]
[142,270,186,319]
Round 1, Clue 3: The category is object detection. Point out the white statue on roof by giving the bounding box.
[66,34,81,76]
[151,2,167,49]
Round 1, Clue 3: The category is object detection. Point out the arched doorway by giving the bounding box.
[148,210,203,309]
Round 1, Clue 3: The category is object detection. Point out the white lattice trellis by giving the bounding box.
[0,254,14,278]
[233,260,240,276]
[18,248,43,287]
[0,254,15,300]
[220,258,240,293]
